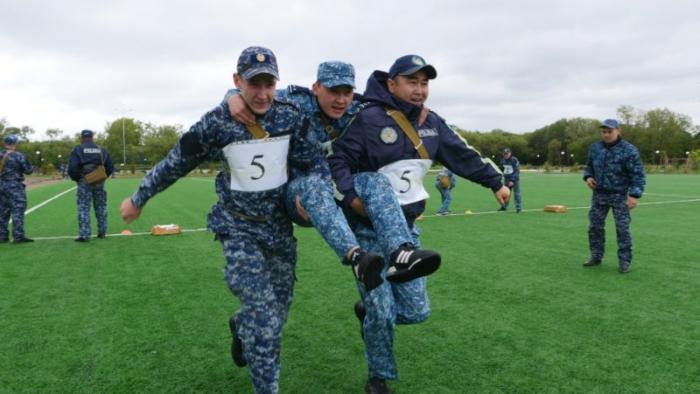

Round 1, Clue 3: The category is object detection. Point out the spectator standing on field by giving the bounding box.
[498,148,521,213]
[434,167,456,215]
[582,119,645,273]
[0,134,34,243]
[68,129,114,242]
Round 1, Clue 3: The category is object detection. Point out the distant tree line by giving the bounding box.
[453,106,700,168]
[2,105,699,175]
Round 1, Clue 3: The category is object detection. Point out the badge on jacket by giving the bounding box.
[380,127,398,144]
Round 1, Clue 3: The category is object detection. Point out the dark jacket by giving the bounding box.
[583,137,645,198]
[68,140,115,182]
[329,70,502,220]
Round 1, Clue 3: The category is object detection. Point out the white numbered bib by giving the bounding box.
[378,159,432,205]
[222,135,290,192]
[503,164,513,175]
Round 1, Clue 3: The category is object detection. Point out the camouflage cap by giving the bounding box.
[236,46,279,80]
[317,61,355,88]
[3,134,19,145]
[600,119,620,129]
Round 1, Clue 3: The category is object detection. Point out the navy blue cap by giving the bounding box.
[236,46,279,80]
[600,119,620,129]
[81,129,94,138]
[388,55,437,80]
[317,61,355,88]
[3,134,19,145]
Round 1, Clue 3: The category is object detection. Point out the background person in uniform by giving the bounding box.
[434,167,456,215]
[329,54,509,394]
[498,147,521,213]
[120,47,376,394]
[0,134,34,243]
[224,61,439,285]
[68,129,115,242]
[582,119,645,273]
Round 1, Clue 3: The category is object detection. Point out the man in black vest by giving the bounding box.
[68,129,114,242]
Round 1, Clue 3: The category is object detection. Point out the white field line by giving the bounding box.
[421,198,700,218]
[31,227,209,241]
[25,186,77,216]
[643,192,700,199]
[24,198,700,242]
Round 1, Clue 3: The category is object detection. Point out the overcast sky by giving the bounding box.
[1,0,698,140]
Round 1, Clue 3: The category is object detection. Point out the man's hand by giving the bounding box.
[227,95,256,125]
[586,177,597,190]
[295,195,310,222]
[494,186,511,206]
[627,196,638,210]
[120,198,142,224]
[350,197,368,217]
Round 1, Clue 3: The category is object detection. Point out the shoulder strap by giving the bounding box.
[246,123,270,139]
[385,108,430,160]
[0,152,10,175]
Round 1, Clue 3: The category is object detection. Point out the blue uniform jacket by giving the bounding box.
[0,150,33,183]
[501,156,520,182]
[223,85,363,180]
[583,138,645,198]
[329,70,503,220]
[68,141,115,182]
[130,99,325,235]
[434,169,456,190]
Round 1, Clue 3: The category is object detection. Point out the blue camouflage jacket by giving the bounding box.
[0,149,33,183]
[501,155,520,182]
[329,70,503,220]
[68,141,115,181]
[223,86,362,179]
[130,99,324,235]
[583,138,645,198]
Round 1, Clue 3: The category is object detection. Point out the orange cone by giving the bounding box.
[121,229,132,235]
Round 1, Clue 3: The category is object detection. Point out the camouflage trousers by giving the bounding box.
[220,222,296,394]
[77,180,108,238]
[436,187,452,213]
[588,192,632,264]
[353,222,431,381]
[503,179,521,211]
[286,172,413,261]
[0,181,27,240]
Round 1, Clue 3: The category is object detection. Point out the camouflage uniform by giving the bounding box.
[434,168,456,214]
[223,62,413,261]
[501,152,521,211]
[583,136,645,267]
[68,133,114,239]
[0,147,33,241]
[130,77,321,393]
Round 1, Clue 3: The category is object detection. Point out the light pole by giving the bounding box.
[119,109,133,165]
[35,150,41,175]
[655,150,660,166]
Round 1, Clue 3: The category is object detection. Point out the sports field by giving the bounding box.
[2,173,699,393]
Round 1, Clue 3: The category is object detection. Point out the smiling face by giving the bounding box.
[387,70,430,106]
[234,73,277,115]
[312,83,354,120]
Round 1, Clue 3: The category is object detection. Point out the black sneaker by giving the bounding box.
[228,316,246,367]
[346,250,384,291]
[386,245,441,283]
[583,257,602,267]
[354,301,366,340]
[498,206,507,212]
[97,233,106,239]
[75,237,89,243]
[13,237,34,243]
[365,377,392,394]
[0,238,9,243]
[619,262,631,274]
